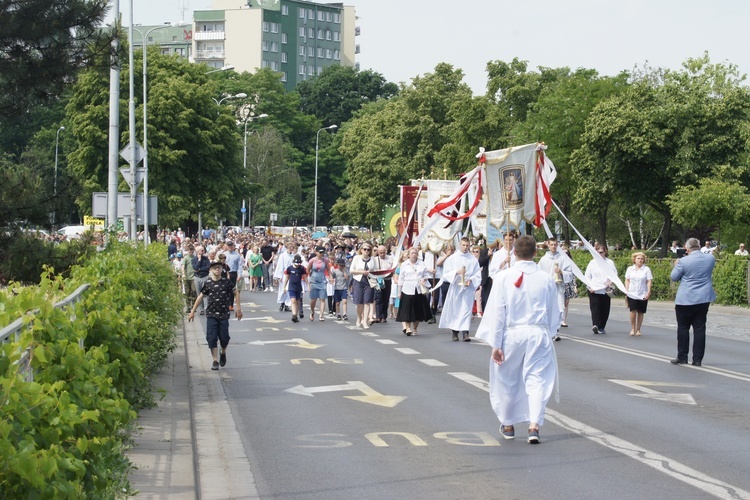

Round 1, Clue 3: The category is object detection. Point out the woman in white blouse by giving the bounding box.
[349,243,378,329]
[394,247,432,336]
[625,252,653,336]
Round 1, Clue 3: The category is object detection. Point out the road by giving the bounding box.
[187,291,750,499]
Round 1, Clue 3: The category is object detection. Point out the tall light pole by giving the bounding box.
[213,92,247,106]
[52,126,65,227]
[314,125,337,229]
[243,114,268,229]
[135,23,185,247]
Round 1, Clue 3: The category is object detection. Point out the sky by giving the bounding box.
[114,0,750,95]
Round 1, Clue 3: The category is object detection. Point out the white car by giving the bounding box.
[58,225,89,239]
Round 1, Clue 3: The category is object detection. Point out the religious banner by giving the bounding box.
[420,180,461,253]
[400,185,421,247]
[484,143,556,231]
[382,205,400,239]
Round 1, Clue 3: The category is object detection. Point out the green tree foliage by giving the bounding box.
[667,175,750,251]
[574,54,750,253]
[0,0,112,119]
[333,63,510,226]
[296,65,399,126]
[65,50,243,227]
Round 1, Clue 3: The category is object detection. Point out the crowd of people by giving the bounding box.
[167,226,724,444]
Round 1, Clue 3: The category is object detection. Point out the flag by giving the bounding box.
[484,143,538,230]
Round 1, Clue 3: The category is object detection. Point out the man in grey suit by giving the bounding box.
[669,237,717,367]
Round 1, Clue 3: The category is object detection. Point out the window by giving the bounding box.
[299,8,305,18]
[308,46,314,56]
[334,31,340,42]
[326,48,332,59]
[317,47,324,58]
[271,23,279,33]
[262,40,269,51]
[262,22,269,32]
[282,5,288,15]
[308,65,314,76]
[270,41,279,52]
[281,52,287,63]
[318,29,324,39]
[281,71,287,82]
[299,45,305,56]
[299,64,305,75]
[308,9,314,20]
[326,12,332,22]
[326,30,331,41]
[272,61,279,71]
[317,66,323,75]
[281,33,287,44]
[318,11,324,21]
[262,60,269,68]
[333,49,340,60]
[334,13,341,23]
[299,27,305,37]
[308,28,314,38]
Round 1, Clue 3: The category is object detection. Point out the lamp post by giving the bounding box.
[135,23,186,248]
[52,126,65,227]
[213,92,247,106]
[206,64,235,74]
[243,114,268,229]
[314,124,337,229]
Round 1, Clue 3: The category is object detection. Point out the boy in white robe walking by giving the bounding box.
[439,237,481,341]
[476,235,561,444]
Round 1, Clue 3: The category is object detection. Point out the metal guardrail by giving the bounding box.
[0,284,90,381]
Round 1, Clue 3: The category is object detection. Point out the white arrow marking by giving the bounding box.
[247,338,324,349]
[609,380,697,405]
[240,316,287,324]
[449,372,490,392]
[285,381,406,407]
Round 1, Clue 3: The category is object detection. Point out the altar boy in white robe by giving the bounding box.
[439,237,481,342]
[475,235,561,444]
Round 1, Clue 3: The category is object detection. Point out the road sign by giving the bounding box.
[119,167,146,186]
[92,192,158,221]
[270,212,278,222]
[119,142,145,165]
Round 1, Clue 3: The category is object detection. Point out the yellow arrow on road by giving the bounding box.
[286,381,406,407]
[248,338,325,349]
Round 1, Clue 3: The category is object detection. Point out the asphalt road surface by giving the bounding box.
[189,290,750,500]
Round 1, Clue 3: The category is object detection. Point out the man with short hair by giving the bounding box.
[439,237,481,342]
[476,235,561,444]
[538,237,573,338]
[260,238,277,291]
[670,237,716,367]
[735,243,748,256]
[188,260,243,370]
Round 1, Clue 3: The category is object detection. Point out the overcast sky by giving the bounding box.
[116,0,750,95]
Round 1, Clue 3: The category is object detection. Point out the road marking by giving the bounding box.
[376,339,398,345]
[455,372,750,499]
[449,372,489,392]
[360,332,379,337]
[395,348,420,355]
[285,381,406,407]
[419,359,448,367]
[609,379,698,405]
[561,336,750,382]
[248,338,324,349]
[240,315,288,324]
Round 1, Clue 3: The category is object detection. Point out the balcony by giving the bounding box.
[195,51,225,59]
[194,31,225,41]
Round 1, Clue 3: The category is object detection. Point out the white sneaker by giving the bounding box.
[269,287,274,292]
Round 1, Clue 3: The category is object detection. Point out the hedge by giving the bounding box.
[568,250,749,306]
[0,240,182,498]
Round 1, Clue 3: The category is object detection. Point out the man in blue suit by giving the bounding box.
[669,237,717,367]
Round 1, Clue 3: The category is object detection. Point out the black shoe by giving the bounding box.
[211,360,219,371]
[463,332,471,342]
[553,335,561,341]
[219,351,227,367]
[452,331,459,341]
[670,358,687,365]
[279,304,284,312]
[427,317,436,324]
[592,325,599,334]
[299,311,304,318]
[692,361,702,367]
[598,328,606,335]
[292,315,299,323]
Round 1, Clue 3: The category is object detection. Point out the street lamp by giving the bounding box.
[243,113,268,229]
[213,92,247,106]
[135,22,187,248]
[314,125,337,229]
[52,125,65,227]
[206,65,235,74]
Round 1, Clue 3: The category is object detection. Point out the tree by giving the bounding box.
[65,50,243,227]
[0,0,112,119]
[573,54,750,255]
[667,174,750,254]
[296,65,398,126]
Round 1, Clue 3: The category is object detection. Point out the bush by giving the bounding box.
[0,241,182,498]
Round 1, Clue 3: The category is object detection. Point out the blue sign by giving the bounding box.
[241,207,247,213]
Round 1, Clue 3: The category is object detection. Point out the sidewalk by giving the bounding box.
[127,315,259,499]
[127,321,197,499]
